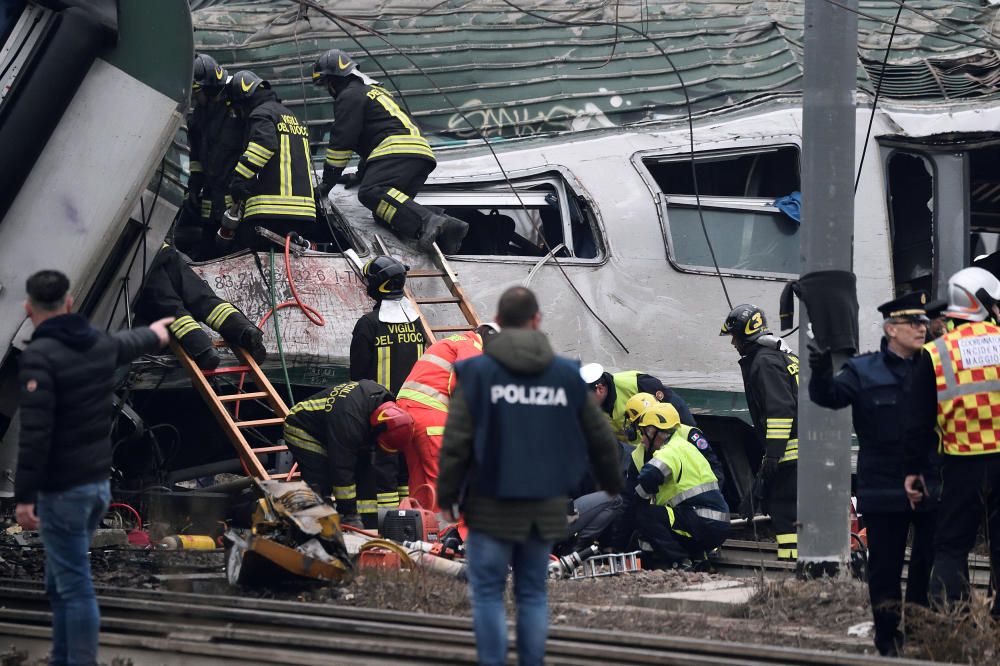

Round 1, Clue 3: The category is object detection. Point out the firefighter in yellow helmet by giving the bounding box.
[614,403,729,570]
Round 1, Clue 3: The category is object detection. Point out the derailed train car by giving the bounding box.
[4,1,1000,504]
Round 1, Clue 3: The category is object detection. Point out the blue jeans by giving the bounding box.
[36,480,110,666]
[465,529,553,666]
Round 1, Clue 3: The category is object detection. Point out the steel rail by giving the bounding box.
[0,583,935,666]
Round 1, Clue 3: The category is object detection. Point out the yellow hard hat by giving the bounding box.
[623,392,658,425]
[635,403,680,432]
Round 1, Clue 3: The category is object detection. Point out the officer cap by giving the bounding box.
[877,291,929,322]
[925,297,948,320]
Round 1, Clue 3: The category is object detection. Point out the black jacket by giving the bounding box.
[810,338,939,513]
[230,88,316,224]
[739,340,800,461]
[349,308,427,396]
[322,78,434,186]
[188,100,244,218]
[15,314,160,503]
[438,329,622,541]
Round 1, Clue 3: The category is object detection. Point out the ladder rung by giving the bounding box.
[203,365,251,377]
[251,446,288,454]
[432,325,474,332]
[235,417,287,428]
[218,391,269,403]
[415,296,461,304]
[407,270,446,278]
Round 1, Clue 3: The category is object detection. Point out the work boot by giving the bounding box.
[417,215,468,254]
[240,327,267,364]
[193,346,221,371]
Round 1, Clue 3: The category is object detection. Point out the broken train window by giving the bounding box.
[643,146,801,276]
[413,173,601,259]
[886,151,934,295]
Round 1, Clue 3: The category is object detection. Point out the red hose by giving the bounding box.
[107,503,142,530]
[257,234,325,328]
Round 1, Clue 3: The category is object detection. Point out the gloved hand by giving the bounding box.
[317,180,334,198]
[760,455,780,482]
[339,171,361,190]
[808,343,832,372]
[187,172,205,198]
[215,227,235,253]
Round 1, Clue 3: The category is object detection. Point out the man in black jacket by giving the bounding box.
[438,287,622,666]
[720,304,800,560]
[810,292,936,657]
[14,270,171,665]
[312,49,468,254]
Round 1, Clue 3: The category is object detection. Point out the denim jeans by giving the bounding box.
[465,529,553,666]
[36,480,110,666]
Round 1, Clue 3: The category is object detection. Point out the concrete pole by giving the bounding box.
[796,0,858,577]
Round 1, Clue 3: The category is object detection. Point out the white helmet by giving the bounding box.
[944,267,1000,322]
[579,362,604,385]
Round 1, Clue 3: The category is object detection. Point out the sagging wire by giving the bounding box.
[497,0,732,311]
[855,0,905,194]
[290,0,631,352]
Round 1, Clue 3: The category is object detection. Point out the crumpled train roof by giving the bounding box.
[187,0,1000,143]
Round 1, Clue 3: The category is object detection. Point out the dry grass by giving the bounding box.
[745,573,871,631]
[905,593,1000,664]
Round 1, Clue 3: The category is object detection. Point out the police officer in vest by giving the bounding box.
[350,255,427,500]
[223,71,316,252]
[438,286,621,666]
[904,267,1000,613]
[810,291,937,656]
[617,403,729,570]
[312,49,468,254]
[580,363,697,440]
[720,304,800,561]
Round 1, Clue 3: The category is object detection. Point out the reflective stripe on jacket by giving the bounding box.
[926,321,1000,456]
[396,331,482,412]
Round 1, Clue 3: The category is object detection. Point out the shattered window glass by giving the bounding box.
[643,147,801,275]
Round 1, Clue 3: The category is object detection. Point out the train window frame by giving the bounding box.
[414,171,605,263]
[635,144,802,280]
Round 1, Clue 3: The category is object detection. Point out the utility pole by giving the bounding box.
[796,0,858,577]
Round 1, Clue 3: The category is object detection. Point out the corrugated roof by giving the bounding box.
[161,1,1000,191]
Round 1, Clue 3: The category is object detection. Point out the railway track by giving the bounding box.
[0,579,934,666]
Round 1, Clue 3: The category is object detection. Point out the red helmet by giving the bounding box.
[370,401,414,453]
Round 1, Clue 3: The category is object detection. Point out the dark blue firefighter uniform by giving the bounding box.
[810,333,938,656]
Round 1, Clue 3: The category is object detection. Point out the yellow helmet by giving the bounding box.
[623,392,658,425]
[635,403,680,432]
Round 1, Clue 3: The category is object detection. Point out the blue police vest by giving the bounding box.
[456,354,589,499]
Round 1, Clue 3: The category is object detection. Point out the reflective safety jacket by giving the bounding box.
[283,380,398,516]
[926,321,1000,456]
[628,430,729,524]
[601,370,697,442]
[738,342,800,463]
[322,78,434,183]
[349,309,427,395]
[673,423,726,490]
[230,89,316,223]
[396,331,483,412]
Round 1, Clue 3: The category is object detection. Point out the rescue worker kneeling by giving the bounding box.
[283,380,413,528]
[620,403,730,569]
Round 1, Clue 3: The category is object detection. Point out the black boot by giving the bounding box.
[418,214,469,254]
[240,327,267,364]
[193,346,221,371]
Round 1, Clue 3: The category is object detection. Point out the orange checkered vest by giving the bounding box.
[925,321,1000,456]
[396,331,483,412]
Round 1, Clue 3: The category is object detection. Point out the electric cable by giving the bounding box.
[290,0,635,351]
[855,0,905,193]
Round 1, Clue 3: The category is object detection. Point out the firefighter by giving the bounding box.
[223,71,316,251]
[350,255,427,500]
[136,244,265,370]
[810,292,937,656]
[395,323,499,511]
[311,49,469,254]
[580,363,696,441]
[179,54,245,259]
[720,304,799,561]
[283,380,413,528]
[903,267,1000,613]
[616,403,730,569]
[622,392,725,488]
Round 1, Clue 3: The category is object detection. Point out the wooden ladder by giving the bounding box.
[171,341,295,480]
[372,235,481,344]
